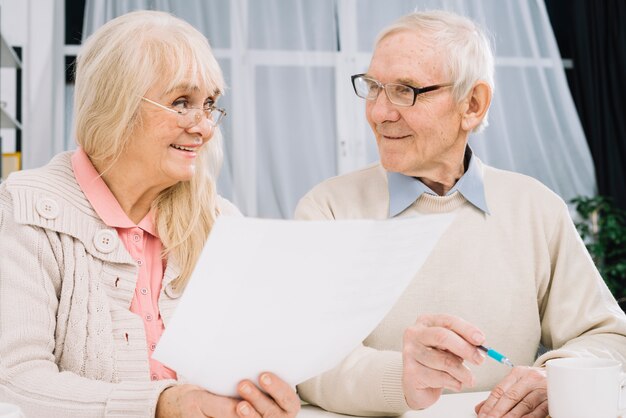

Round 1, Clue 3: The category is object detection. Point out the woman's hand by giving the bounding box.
[235,372,301,418]
[156,384,239,418]
[156,373,300,418]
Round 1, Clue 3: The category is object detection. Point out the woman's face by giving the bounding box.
[122,77,220,189]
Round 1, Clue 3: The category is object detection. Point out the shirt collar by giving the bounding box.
[71,147,158,236]
[387,147,490,217]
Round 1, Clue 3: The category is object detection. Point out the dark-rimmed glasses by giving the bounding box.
[351,74,453,107]
[141,96,227,128]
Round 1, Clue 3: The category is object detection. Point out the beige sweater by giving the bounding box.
[0,152,240,418]
[295,161,626,416]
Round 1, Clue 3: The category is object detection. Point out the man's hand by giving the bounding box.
[474,366,548,418]
[402,314,486,410]
[156,373,300,418]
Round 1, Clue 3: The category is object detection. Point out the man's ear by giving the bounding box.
[461,81,492,132]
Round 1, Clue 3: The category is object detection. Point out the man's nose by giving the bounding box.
[368,89,401,124]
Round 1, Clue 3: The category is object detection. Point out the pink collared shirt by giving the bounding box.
[71,148,176,381]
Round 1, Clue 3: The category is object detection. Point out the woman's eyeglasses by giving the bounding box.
[141,96,227,128]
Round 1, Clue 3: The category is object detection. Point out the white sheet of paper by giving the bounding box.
[154,214,454,396]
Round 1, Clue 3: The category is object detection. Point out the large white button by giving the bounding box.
[36,198,59,220]
[93,230,117,254]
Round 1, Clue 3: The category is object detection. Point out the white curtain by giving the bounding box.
[82,0,596,218]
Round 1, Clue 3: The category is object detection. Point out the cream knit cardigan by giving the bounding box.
[0,152,239,418]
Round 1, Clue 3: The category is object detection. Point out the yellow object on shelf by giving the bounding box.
[1,152,21,180]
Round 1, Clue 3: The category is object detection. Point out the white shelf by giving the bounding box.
[0,33,21,68]
[1,106,21,129]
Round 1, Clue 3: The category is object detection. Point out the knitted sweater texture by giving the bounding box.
[295,160,626,416]
[0,152,239,417]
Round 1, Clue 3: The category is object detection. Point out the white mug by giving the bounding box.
[547,358,626,418]
[0,403,24,418]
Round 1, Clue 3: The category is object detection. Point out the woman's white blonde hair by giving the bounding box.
[376,10,495,132]
[74,10,224,289]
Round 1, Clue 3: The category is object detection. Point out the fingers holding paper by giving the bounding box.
[236,372,301,418]
[156,384,240,418]
[402,313,486,410]
[474,366,548,418]
[155,376,300,418]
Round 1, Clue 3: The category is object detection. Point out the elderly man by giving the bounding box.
[295,10,626,418]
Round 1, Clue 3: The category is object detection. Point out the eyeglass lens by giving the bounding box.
[178,108,224,129]
[354,76,414,106]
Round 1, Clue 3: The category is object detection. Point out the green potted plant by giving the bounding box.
[571,196,626,309]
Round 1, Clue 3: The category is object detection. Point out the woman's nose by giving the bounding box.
[187,117,215,139]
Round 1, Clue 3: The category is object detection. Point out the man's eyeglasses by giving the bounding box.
[351,74,453,107]
[141,96,227,128]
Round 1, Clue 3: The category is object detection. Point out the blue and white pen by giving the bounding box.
[478,345,514,367]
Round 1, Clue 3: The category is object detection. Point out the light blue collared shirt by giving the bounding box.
[387,148,490,217]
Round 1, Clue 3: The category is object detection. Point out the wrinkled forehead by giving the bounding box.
[369,30,447,84]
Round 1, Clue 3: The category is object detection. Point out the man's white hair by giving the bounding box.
[376,10,495,132]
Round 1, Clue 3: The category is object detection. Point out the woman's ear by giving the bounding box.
[461,81,492,132]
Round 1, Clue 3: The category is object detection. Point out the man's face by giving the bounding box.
[366,30,468,178]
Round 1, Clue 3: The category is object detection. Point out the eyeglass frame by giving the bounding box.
[351,74,453,107]
[140,96,227,128]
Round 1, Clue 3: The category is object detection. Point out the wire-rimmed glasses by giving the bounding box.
[141,96,227,128]
[351,74,453,107]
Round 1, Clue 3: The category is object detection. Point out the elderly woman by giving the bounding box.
[0,10,300,418]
